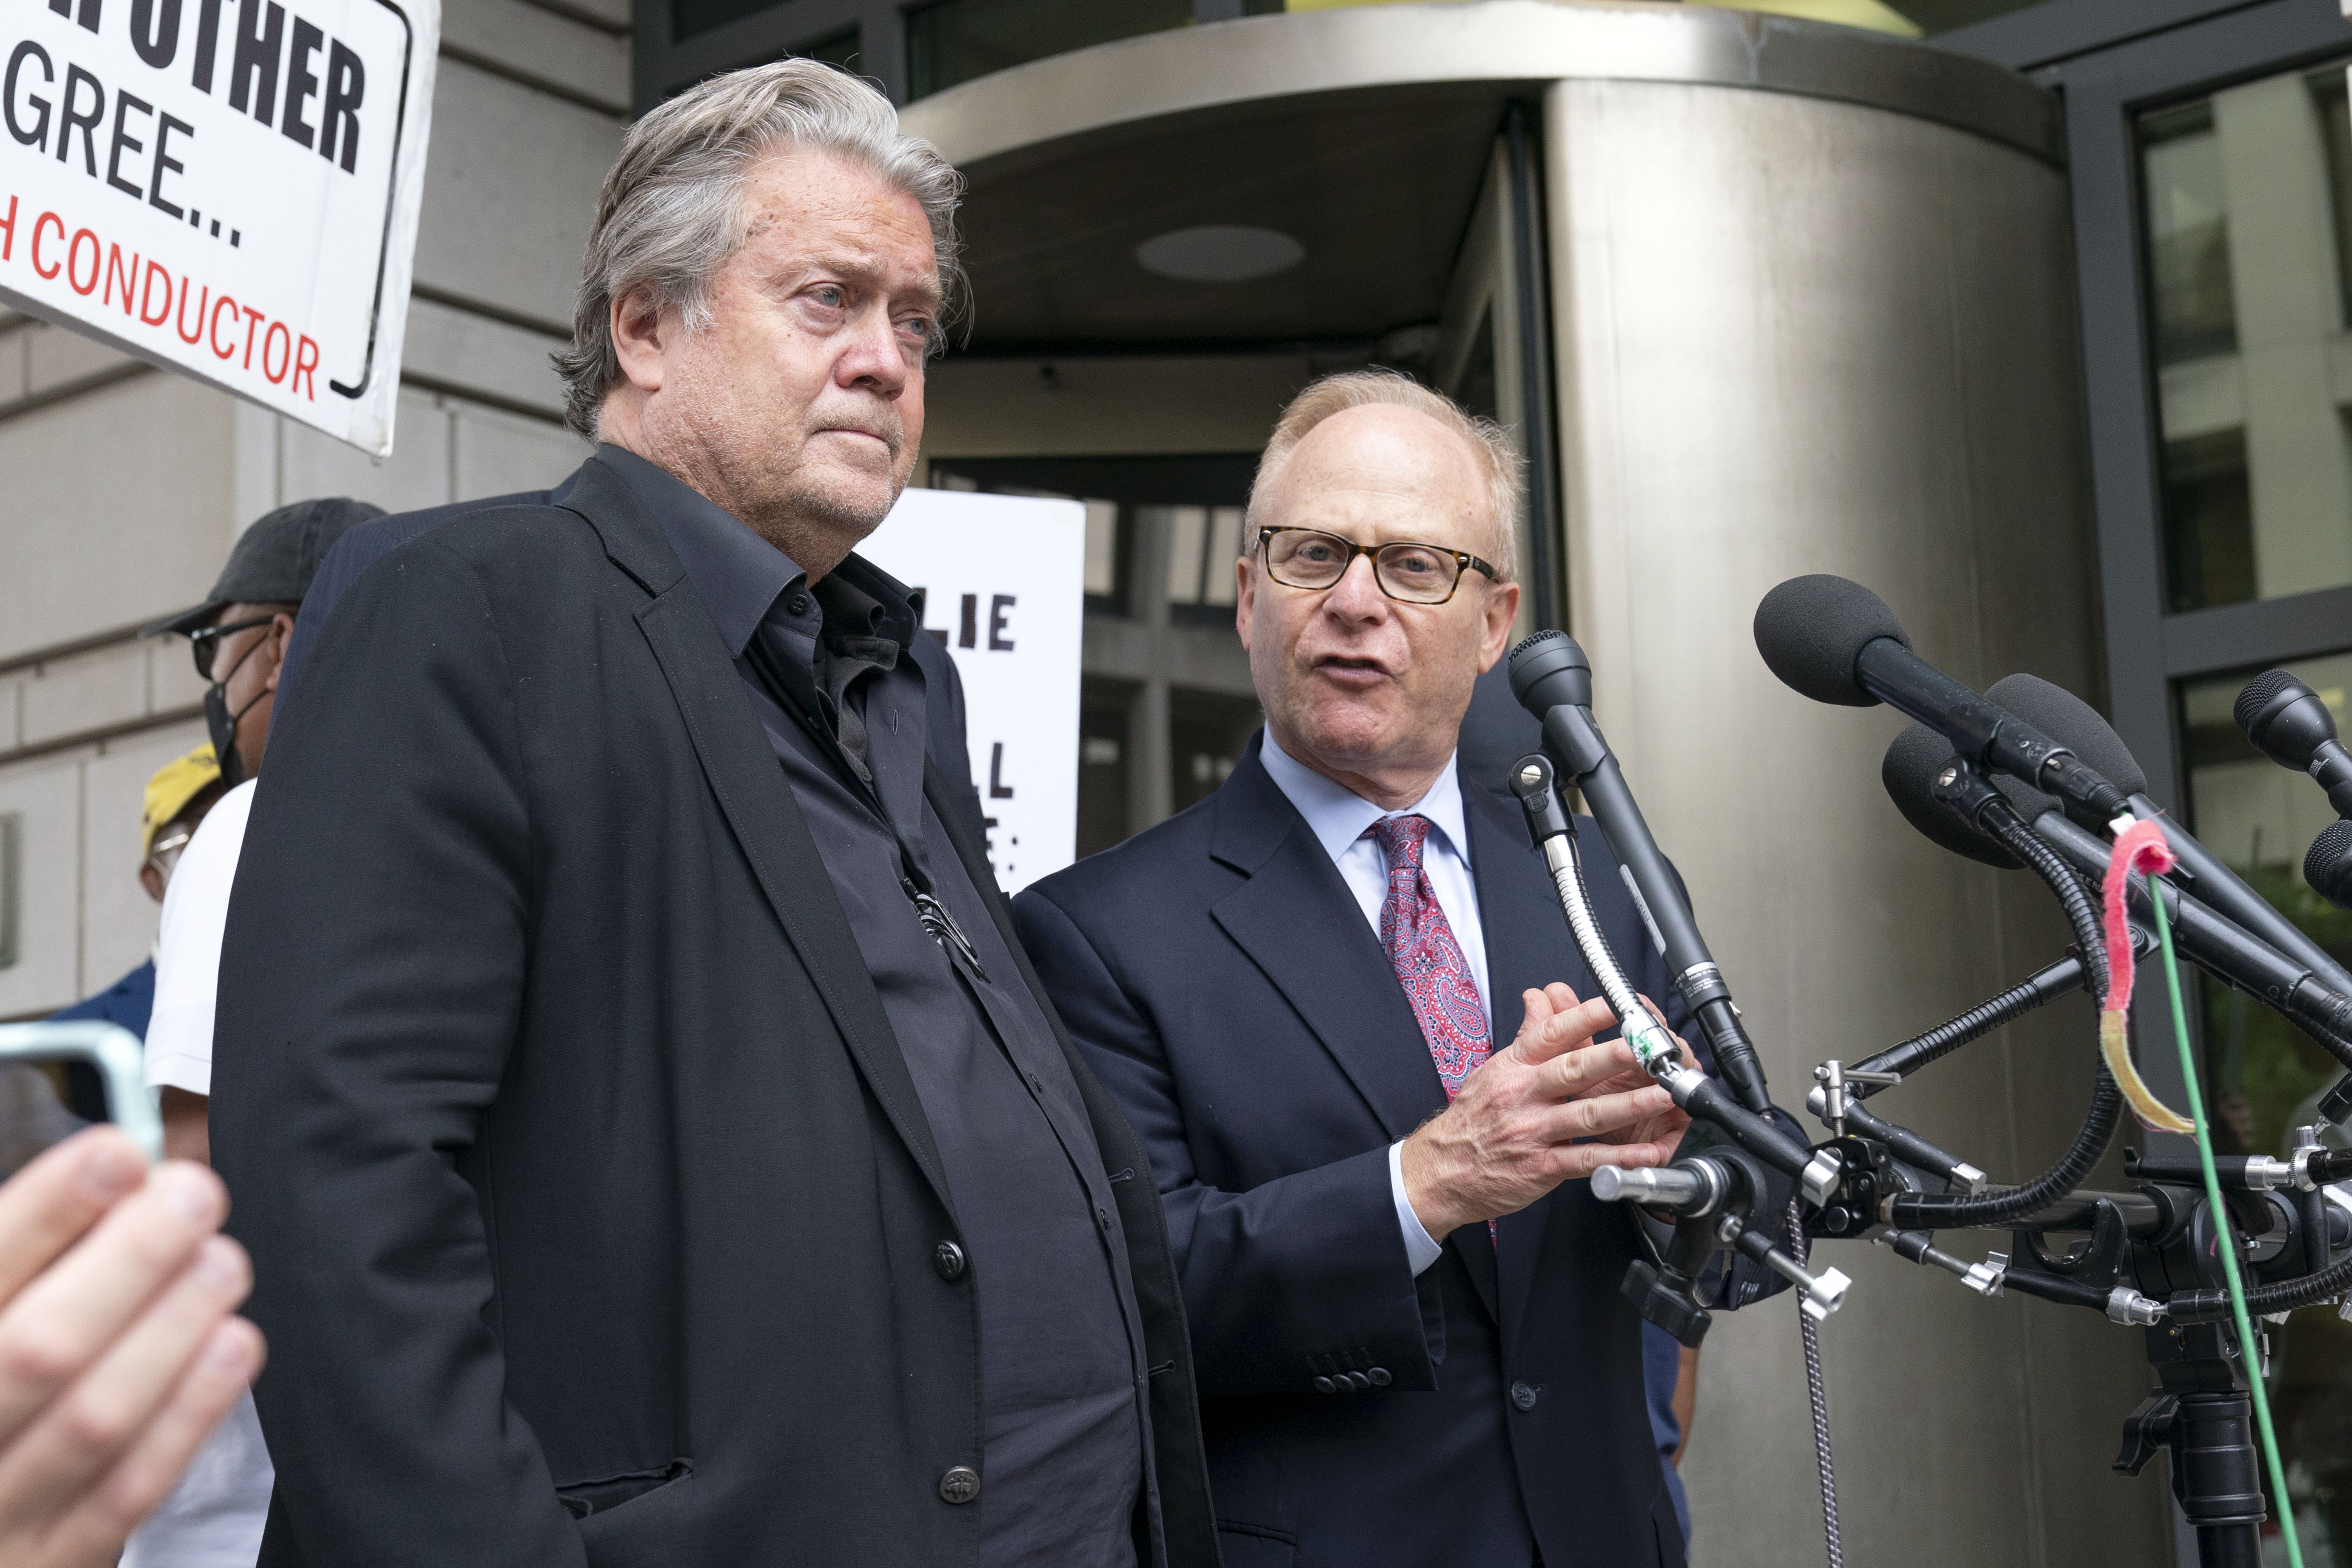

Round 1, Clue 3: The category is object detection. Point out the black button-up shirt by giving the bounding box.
[597,447,1155,1567]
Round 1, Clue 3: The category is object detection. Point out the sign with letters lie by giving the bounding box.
[860,487,1084,897]
[0,0,436,455]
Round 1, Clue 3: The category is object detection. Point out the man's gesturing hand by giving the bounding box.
[0,1127,266,1568]
[1398,983,1693,1242]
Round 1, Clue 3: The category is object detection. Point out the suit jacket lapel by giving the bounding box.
[1466,785,1602,1340]
[1207,755,1501,1320]
[1207,755,1449,1144]
[560,465,957,1217]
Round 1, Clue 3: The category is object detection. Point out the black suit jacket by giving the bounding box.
[276,486,989,845]
[210,459,1219,1568]
[1013,748,1689,1568]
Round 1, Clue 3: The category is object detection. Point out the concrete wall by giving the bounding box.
[0,0,616,1019]
[1545,78,2172,1566]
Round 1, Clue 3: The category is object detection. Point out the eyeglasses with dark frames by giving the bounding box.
[187,616,277,684]
[1255,528,1498,606]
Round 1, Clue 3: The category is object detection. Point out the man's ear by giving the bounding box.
[1476,579,1523,673]
[263,610,297,693]
[609,283,670,395]
[139,862,166,903]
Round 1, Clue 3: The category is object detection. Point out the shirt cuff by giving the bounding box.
[143,1051,210,1098]
[1389,1140,1445,1277]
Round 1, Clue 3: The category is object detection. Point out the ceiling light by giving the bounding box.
[1136,225,1306,283]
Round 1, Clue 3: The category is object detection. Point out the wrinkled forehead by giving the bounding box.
[737,149,943,302]
[1260,406,1486,550]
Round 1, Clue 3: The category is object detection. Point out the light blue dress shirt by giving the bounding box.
[1258,730,1490,1277]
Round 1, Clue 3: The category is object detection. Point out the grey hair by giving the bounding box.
[554,59,965,440]
[1247,369,1523,583]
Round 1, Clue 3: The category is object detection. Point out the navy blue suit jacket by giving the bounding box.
[1013,743,1690,1568]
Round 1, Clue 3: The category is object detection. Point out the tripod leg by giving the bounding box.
[2171,1393,2267,1568]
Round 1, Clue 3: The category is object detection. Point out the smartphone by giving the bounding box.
[0,1022,162,1178]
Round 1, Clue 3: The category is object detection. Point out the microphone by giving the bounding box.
[2236,671,2352,819]
[1988,674,2352,1003]
[2236,671,2352,909]
[1879,722,2020,870]
[1880,722,2352,1073]
[1752,576,2130,826]
[2308,820,2352,910]
[1509,630,1774,1115]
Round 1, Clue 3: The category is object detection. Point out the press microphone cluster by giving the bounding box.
[1709,574,2352,1567]
[1880,723,2352,1074]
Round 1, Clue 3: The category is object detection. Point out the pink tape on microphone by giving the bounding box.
[2099,818,2195,1133]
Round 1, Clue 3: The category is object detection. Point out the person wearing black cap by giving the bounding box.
[116,496,380,1568]
[142,498,387,789]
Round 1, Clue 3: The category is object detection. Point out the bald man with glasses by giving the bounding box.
[1014,371,1699,1568]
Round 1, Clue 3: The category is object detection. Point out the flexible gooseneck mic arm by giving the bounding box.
[1508,753,1832,1197]
[1507,631,1776,1116]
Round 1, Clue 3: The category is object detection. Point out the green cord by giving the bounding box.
[2149,874,2305,1568]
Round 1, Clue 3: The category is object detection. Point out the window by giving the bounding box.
[1169,687,1261,816]
[2180,655,2352,1157]
[1151,504,1246,623]
[1077,682,1132,860]
[2140,65,2352,614]
[905,0,1191,100]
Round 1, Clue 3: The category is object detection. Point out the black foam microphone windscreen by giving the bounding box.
[1880,724,2024,870]
[1507,629,1592,716]
[2236,670,2340,772]
[1979,674,2148,822]
[1752,575,1911,707]
[2308,819,2352,909]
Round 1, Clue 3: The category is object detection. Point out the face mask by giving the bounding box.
[204,634,271,789]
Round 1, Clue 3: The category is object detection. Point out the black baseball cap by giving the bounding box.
[139,497,387,638]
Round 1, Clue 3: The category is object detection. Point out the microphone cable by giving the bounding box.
[1787,1189,1840,1568]
[2139,860,2309,1568]
[1887,797,2125,1229]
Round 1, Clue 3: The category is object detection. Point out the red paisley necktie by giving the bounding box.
[1369,815,1492,1097]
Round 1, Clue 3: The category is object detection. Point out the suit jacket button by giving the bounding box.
[933,1240,967,1281]
[1345,1371,1371,1392]
[940,1466,980,1504]
[1312,1376,1335,1393]
[1368,1367,1391,1386]
[1510,1380,1540,1411]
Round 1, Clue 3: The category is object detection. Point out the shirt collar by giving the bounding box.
[1258,728,1473,871]
[595,444,803,657]
[594,444,923,659]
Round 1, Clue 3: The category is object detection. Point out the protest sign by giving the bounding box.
[860,487,1084,896]
[1,0,437,454]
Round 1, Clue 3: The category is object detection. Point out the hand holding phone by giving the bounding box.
[0,1126,265,1568]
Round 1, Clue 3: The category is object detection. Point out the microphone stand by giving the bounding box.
[1574,813,2346,1566]
[1507,752,1842,1337]
[1508,650,2349,1566]
[1512,634,1778,1115]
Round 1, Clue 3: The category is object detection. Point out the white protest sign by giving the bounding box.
[860,487,1083,896]
[0,0,436,455]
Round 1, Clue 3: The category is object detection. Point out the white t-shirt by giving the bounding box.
[118,1390,272,1568]
[132,776,272,1568]
[144,779,255,1098]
